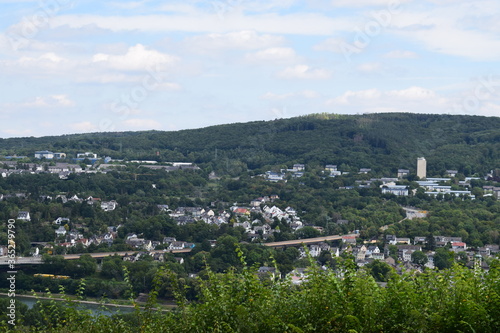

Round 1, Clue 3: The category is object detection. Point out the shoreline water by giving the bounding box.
[0,292,173,312]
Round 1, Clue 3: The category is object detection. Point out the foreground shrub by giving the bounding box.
[3,257,499,332]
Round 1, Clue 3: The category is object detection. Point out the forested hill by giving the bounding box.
[2,113,500,176]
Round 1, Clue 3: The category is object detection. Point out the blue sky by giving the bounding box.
[1,0,500,138]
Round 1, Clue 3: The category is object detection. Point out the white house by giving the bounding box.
[168,241,187,250]
[401,249,415,262]
[54,217,70,225]
[55,226,67,237]
[101,201,118,211]
[366,245,381,258]
[17,211,31,221]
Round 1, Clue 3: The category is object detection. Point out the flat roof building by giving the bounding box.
[417,157,426,180]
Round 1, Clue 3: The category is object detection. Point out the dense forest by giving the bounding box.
[2,113,500,176]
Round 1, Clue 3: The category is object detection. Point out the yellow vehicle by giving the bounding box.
[34,274,70,279]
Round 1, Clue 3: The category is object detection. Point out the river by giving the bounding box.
[1,294,137,317]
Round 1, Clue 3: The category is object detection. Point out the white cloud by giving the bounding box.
[76,73,140,84]
[329,89,382,105]
[158,4,197,14]
[0,44,181,86]
[3,0,500,138]
[122,118,162,129]
[49,12,350,35]
[229,0,298,12]
[314,38,342,53]
[386,86,437,100]
[384,50,418,58]
[262,90,321,100]
[22,95,75,108]
[357,62,382,73]
[108,1,147,10]
[157,82,182,91]
[245,47,299,64]
[8,52,72,72]
[478,102,500,117]
[184,31,285,52]
[0,0,38,3]
[399,27,500,60]
[278,65,331,79]
[330,0,412,7]
[301,90,321,99]
[326,86,450,114]
[69,121,98,133]
[1,128,33,137]
[92,44,177,71]
[391,2,500,60]
[313,37,358,54]
[262,92,294,100]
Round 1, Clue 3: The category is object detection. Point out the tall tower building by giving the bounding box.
[417,157,426,179]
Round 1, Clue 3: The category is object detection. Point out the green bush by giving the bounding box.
[3,257,500,332]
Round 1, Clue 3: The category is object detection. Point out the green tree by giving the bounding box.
[295,226,320,239]
[425,233,436,251]
[457,251,468,266]
[434,248,454,270]
[317,250,337,268]
[365,260,394,282]
[210,235,240,271]
[67,254,97,278]
[411,250,428,266]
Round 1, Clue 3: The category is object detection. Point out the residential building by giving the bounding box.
[35,151,54,159]
[17,211,31,221]
[265,171,285,182]
[381,185,409,196]
[397,169,410,178]
[325,165,337,172]
[77,152,98,159]
[413,236,427,245]
[54,217,70,225]
[101,200,118,211]
[355,245,367,261]
[292,164,305,171]
[55,226,67,237]
[53,153,67,159]
[451,241,467,251]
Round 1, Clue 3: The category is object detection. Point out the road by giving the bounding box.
[62,248,192,260]
[0,235,354,266]
[0,256,43,265]
[263,233,357,248]
[0,249,192,265]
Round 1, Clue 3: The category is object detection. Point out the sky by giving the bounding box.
[1,0,500,138]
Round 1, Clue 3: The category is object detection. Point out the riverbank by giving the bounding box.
[0,292,174,311]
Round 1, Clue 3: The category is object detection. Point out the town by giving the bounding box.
[1,151,499,277]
